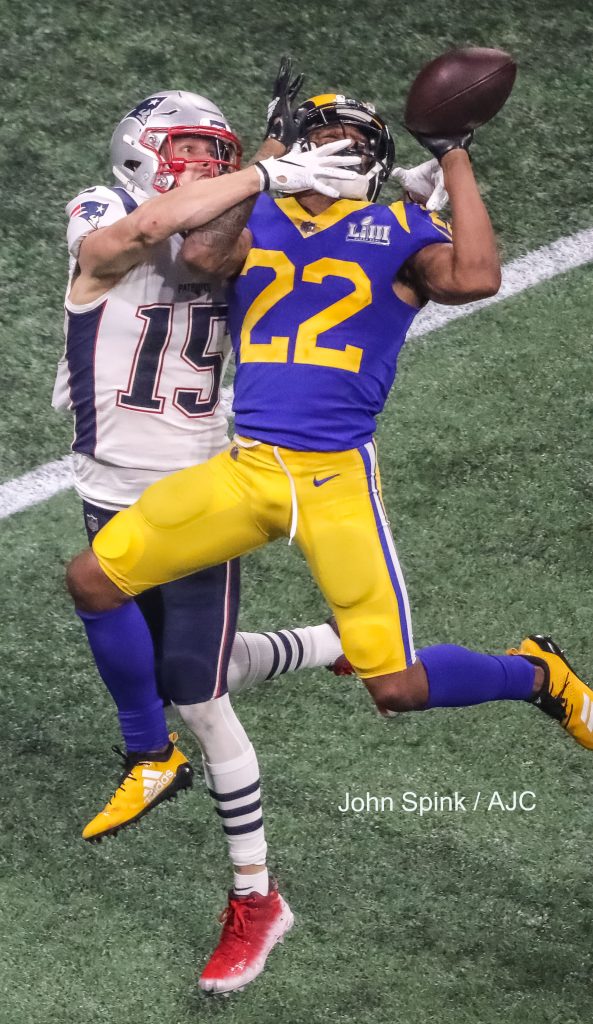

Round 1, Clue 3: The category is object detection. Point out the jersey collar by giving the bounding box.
[274,197,372,238]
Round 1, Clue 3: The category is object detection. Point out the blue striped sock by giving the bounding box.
[263,629,305,678]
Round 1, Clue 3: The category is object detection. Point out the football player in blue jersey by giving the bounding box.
[64,88,593,992]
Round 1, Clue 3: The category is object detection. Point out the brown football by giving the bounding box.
[404,47,517,135]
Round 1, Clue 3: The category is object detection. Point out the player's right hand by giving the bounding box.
[255,141,364,198]
[391,158,449,211]
[265,55,305,149]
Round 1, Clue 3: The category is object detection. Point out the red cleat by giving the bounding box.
[326,616,355,676]
[198,880,294,994]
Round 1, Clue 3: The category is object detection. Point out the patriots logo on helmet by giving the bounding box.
[124,95,167,126]
[69,200,109,226]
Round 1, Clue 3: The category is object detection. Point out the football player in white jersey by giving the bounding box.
[55,63,364,994]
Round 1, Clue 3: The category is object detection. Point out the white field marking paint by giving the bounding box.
[0,457,73,520]
[409,224,593,338]
[2,225,593,524]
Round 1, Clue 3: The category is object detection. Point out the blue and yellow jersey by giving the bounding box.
[228,193,452,450]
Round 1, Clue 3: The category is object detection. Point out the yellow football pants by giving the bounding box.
[93,439,415,677]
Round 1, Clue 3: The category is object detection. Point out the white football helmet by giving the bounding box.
[110,91,242,196]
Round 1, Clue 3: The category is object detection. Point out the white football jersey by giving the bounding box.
[53,184,233,509]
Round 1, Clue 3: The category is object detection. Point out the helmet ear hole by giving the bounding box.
[124,160,141,171]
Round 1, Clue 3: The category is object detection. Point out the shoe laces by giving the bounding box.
[538,672,570,723]
[213,895,258,960]
[109,745,150,799]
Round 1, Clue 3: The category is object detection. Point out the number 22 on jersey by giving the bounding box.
[239,248,371,374]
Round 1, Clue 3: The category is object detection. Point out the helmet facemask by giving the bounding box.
[297,96,395,201]
[140,125,241,193]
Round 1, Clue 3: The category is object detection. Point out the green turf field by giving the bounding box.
[2,1,593,1022]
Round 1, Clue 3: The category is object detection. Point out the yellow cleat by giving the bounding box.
[507,635,593,749]
[82,733,193,842]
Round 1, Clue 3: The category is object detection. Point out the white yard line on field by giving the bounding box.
[2,225,593,523]
[0,457,74,520]
[409,224,593,338]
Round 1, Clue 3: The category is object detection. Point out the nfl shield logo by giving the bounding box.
[86,513,99,533]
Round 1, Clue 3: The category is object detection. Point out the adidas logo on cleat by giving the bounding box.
[143,767,175,804]
[580,694,593,733]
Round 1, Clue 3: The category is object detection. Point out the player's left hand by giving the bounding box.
[409,128,474,163]
[265,55,305,149]
[256,140,363,198]
[391,158,449,211]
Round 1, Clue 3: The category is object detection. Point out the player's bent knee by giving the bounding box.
[66,548,128,613]
[175,694,251,761]
[65,549,98,605]
[364,662,428,713]
[340,617,401,677]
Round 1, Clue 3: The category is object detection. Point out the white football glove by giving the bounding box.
[315,168,370,200]
[255,140,364,199]
[391,158,449,211]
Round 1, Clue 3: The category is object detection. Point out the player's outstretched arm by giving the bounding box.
[406,148,501,305]
[78,165,267,282]
[78,148,360,287]
[181,55,305,279]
